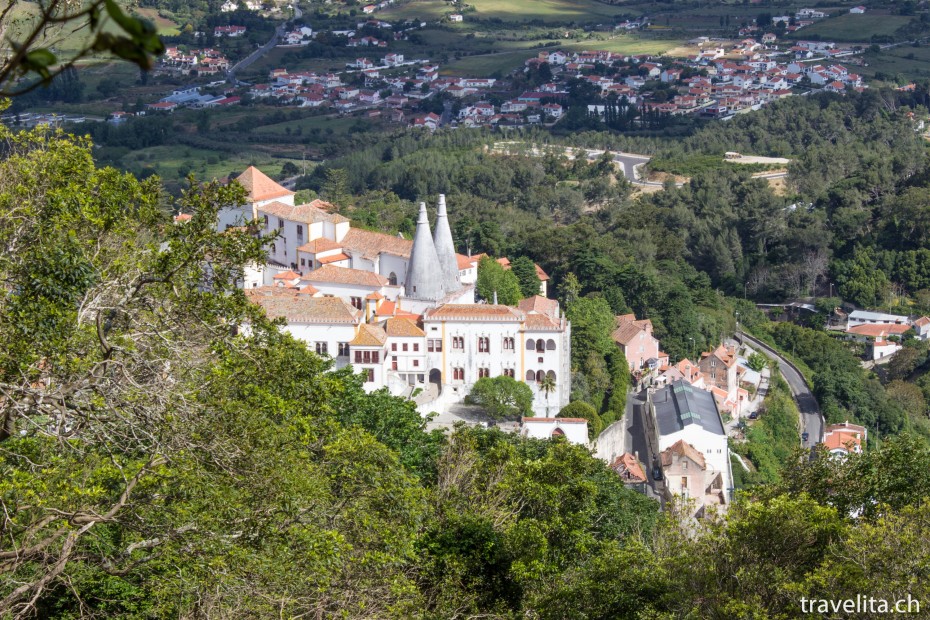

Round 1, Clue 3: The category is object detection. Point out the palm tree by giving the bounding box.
[539,374,557,416]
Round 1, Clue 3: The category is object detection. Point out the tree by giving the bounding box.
[539,373,557,415]
[559,401,602,438]
[747,352,768,372]
[476,256,522,305]
[511,255,542,298]
[0,0,165,97]
[469,376,534,419]
[322,167,351,209]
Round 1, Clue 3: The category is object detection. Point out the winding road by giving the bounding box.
[228,4,302,81]
[737,332,823,449]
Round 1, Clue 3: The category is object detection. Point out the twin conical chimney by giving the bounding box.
[433,194,461,294]
[405,202,445,301]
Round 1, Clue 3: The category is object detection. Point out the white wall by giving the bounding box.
[522,419,588,445]
[659,426,730,493]
[281,322,358,368]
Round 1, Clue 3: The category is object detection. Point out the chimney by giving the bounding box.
[493,290,498,305]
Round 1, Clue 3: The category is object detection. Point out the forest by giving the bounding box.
[2,123,930,619]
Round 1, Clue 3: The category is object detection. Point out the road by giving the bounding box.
[228,4,301,81]
[738,332,823,449]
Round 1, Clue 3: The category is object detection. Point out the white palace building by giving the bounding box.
[215,167,571,415]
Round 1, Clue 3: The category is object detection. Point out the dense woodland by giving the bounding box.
[2,123,930,619]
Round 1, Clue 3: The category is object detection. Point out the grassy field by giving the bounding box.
[381,0,637,23]
[788,14,913,42]
[860,45,930,81]
[252,114,381,136]
[115,145,306,183]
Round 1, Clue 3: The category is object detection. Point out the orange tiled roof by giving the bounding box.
[846,323,911,338]
[424,304,524,321]
[235,166,295,203]
[383,317,425,337]
[318,253,350,264]
[456,253,476,269]
[609,453,647,483]
[351,323,387,346]
[341,228,413,260]
[660,439,706,469]
[273,270,301,280]
[518,295,559,318]
[246,288,360,323]
[611,314,653,345]
[297,238,343,253]
[259,201,349,225]
[524,313,561,330]
[915,316,930,328]
[304,264,388,287]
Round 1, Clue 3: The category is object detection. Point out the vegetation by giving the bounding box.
[733,375,801,484]
[559,400,603,438]
[477,255,523,305]
[469,375,535,419]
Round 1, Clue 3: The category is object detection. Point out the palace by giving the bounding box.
[217,167,571,415]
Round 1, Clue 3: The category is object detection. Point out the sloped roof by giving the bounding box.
[524,313,561,331]
[424,304,524,322]
[318,253,350,264]
[915,316,930,328]
[297,237,343,253]
[653,380,724,437]
[259,201,349,225]
[351,323,387,346]
[660,439,707,468]
[304,265,388,287]
[383,317,425,337]
[518,295,560,318]
[341,228,413,260]
[846,323,911,338]
[246,289,360,324]
[609,453,647,483]
[456,253,475,269]
[236,166,295,203]
[611,314,652,345]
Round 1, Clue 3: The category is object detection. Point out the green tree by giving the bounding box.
[476,255,522,305]
[469,376,534,419]
[510,255,542,298]
[559,401,603,438]
[322,167,351,209]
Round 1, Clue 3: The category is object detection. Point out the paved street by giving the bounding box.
[738,332,823,449]
[228,4,302,80]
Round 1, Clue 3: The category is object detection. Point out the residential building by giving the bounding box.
[611,314,663,372]
[822,421,867,456]
[699,344,738,397]
[521,417,587,444]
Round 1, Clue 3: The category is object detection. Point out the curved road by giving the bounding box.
[738,332,823,449]
[228,4,302,80]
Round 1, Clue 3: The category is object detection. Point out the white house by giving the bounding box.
[850,6,866,14]
[847,310,910,329]
[914,316,930,341]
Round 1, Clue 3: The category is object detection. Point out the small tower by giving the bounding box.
[405,202,445,301]
[433,194,461,294]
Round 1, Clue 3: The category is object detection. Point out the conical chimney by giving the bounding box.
[432,194,461,294]
[404,202,444,301]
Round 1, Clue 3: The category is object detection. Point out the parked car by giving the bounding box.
[802,431,810,443]
[748,411,758,420]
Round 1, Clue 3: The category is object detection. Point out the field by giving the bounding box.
[788,14,913,42]
[114,145,307,183]
[380,0,638,23]
[860,45,930,81]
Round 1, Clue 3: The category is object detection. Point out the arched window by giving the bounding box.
[388,272,397,286]
[526,370,535,382]
[535,340,545,353]
[547,370,556,381]
[551,428,565,437]
[526,338,536,351]
[546,339,556,350]
[536,370,545,383]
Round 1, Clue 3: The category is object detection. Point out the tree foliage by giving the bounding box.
[469,375,534,419]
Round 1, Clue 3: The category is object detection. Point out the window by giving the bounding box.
[504,368,515,378]
[300,258,306,267]
[338,342,350,357]
[413,359,419,367]
[478,367,489,378]
[536,370,545,383]
[413,343,419,352]
[452,336,464,350]
[547,370,556,381]
[526,370,535,382]
[388,272,397,286]
[354,351,362,363]
[453,367,465,381]
[263,215,269,228]
[372,351,379,364]
[402,343,408,352]
[315,342,328,355]
[526,338,536,350]
[503,337,514,350]
[478,337,490,352]
[682,461,688,471]
[536,340,545,354]
[392,343,397,352]
[546,339,556,350]
[366,368,375,382]
[296,224,303,239]
[278,217,284,229]
[351,297,362,310]
[363,351,371,364]
[427,339,440,352]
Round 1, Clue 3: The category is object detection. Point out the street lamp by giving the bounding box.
[688,336,694,360]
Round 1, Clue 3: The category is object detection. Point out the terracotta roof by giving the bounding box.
[660,439,706,469]
[611,314,653,345]
[351,324,387,346]
[846,323,911,338]
[609,453,647,484]
[259,201,350,225]
[424,304,524,321]
[341,228,413,260]
[246,289,360,323]
[235,166,295,203]
[822,422,865,453]
[273,270,301,280]
[304,265,388,287]
[535,263,550,281]
[456,253,476,269]
[518,295,560,318]
[366,292,384,300]
[524,313,561,330]
[297,238,343,253]
[318,253,350,264]
[915,316,930,328]
[701,344,736,368]
[383,317,425,337]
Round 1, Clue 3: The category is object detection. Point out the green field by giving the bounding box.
[115,145,306,183]
[381,0,637,23]
[859,45,930,81]
[253,114,383,136]
[789,14,913,42]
